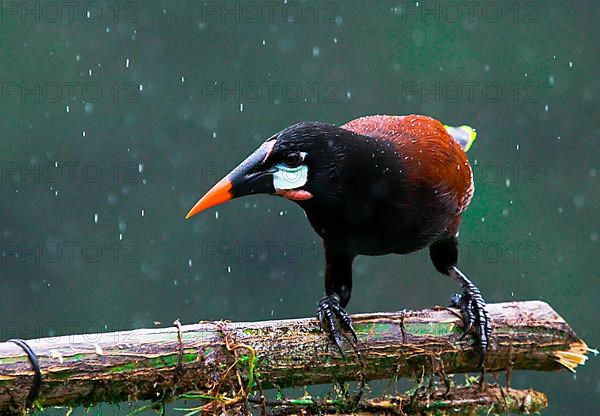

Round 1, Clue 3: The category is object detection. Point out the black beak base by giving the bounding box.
[227,141,276,198]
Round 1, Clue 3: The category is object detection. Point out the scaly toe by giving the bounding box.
[316,295,357,355]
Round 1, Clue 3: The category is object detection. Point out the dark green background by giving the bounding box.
[1,1,598,414]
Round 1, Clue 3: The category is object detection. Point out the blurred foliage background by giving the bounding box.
[0,0,598,414]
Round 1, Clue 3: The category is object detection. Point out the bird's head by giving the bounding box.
[185,122,348,219]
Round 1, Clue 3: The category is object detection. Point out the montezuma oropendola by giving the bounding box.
[186,115,491,364]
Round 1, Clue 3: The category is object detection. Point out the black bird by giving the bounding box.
[185,115,491,364]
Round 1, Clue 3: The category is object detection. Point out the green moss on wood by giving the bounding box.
[108,352,198,373]
[404,322,462,336]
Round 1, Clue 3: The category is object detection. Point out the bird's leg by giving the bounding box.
[318,241,357,355]
[430,236,492,367]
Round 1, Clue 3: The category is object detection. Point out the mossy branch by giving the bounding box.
[0,301,594,414]
[254,385,548,416]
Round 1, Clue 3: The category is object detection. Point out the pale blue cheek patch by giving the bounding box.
[273,164,308,190]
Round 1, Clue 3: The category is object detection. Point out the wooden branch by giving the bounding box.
[0,301,593,414]
[265,385,548,415]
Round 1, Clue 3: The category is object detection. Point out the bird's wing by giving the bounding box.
[342,115,474,214]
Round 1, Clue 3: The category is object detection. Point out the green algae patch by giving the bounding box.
[404,322,461,337]
[202,347,215,356]
[107,352,198,374]
[108,362,138,373]
[355,322,396,338]
[0,356,31,365]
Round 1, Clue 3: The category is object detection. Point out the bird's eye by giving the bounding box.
[284,152,303,168]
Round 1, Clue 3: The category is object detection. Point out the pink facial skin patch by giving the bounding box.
[276,189,314,200]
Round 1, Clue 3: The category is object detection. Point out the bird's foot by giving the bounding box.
[317,294,357,356]
[450,282,492,367]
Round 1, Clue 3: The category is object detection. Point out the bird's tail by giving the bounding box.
[444,124,477,152]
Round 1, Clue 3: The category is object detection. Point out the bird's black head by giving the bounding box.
[186,121,353,219]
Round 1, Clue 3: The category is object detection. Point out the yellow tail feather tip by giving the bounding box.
[444,124,477,152]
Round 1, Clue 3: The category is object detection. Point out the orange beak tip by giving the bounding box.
[185,178,233,220]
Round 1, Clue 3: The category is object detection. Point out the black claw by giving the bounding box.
[450,293,462,307]
[450,293,474,337]
[316,294,357,355]
[449,271,492,367]
[460,295,476,337]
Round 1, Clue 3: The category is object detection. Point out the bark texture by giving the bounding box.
[0,301,592,414]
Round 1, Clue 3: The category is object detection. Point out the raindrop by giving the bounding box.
[138,163,144,173]
[544,104,549,112]
[573,194,585,209]
[84,103,94,114]
[188,259,193,267]
[139,84,144,91]
[93,213,99,223]
[66,105,70,113]
[82,130,86,137]
[239,103,244,112]
[548,75,555,86]
[346,91,352,99]
[227,266,231,273]
[569,61,573,68]
[125,58,130,68]
[215,211,219,219]
[312,46,320,58]
[141,209,145,217]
